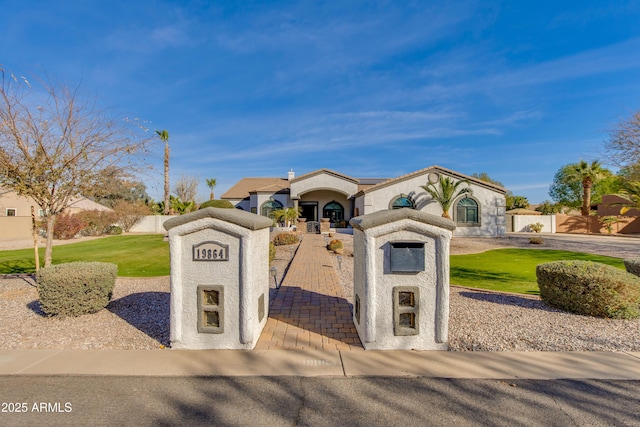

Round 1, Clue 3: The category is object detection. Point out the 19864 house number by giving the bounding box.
[193,242,229,261]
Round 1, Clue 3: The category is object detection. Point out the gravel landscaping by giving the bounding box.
[329,233,640,352]
[1,234,639,351]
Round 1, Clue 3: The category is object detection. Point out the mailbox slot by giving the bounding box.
[390,242,425,273]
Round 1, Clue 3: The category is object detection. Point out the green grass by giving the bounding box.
[450,248,625,295]
[0,235,169,277]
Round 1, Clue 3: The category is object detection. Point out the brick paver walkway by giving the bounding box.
[256,234,363,350]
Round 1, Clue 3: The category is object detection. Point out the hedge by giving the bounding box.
[37,262,118,317]
[198,200,234,209]
[536,260,640,319]
[624,259,640,278]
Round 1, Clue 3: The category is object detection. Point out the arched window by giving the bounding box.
[391,195,415,209]
[261,199,283,218]
[456,197,479,225]
[323,201,344,224]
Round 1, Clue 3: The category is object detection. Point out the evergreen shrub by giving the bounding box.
[625,259,640,278]
[198,200,234,209]
[536,260,640,319]
[273,232,299,246]
[37,262,118,317]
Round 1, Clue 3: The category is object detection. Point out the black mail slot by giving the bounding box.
[390,242,425,272]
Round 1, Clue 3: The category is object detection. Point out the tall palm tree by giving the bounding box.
[206,178,217,200]
[568,160,604,217]
[155,130,170,215]
[421,175,472,219]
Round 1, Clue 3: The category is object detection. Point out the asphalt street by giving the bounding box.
[1,376,639,426]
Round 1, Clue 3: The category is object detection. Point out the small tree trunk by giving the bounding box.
[45,215,55,267]
[164,142,170,215]
[31,206,40,272]
[582,184,592,217]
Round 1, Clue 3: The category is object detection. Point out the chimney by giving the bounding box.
[287,169,295,181]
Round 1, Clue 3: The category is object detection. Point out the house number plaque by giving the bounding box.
[193,241,229,261]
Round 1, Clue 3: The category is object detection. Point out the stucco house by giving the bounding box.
[0,189,112,239]
[222,165,507,237]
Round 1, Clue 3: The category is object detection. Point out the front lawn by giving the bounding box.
[450,248,625,295]
[0,235,169,277]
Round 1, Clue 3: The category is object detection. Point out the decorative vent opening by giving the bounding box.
[197,285,224,334]
[393,286,419,336]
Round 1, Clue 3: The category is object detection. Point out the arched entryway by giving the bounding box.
[261,199,283,218]
[323,201,345,227]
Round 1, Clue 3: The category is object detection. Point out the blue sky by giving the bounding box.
[2,1,640,203]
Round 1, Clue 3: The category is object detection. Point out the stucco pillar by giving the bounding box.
[164,208,273,350]
[350,208,456,350]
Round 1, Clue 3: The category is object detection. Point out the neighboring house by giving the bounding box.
[0,189,112,239]
[222,165,507,237]
[597,194,640,217]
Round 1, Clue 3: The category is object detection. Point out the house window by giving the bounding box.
[323,201,344,225]
[261,199,283,218]
[456,197,479,225]
[6,208,16,217]
[391,195,415,209]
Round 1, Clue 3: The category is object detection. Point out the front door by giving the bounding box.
[299,202,318,222]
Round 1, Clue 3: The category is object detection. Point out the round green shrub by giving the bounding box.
[536,260,640,319]
[272,232,300,246]
[328,239,344,253]
[199,200,234,209]
[624,259,640,278]
[37,262,118,317]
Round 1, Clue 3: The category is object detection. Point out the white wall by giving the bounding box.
[509,214,556,233]
[129,215,178,233]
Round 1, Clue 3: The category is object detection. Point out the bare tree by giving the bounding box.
[173,174,199,204]
[0,69,150,266]
[607,111,640,167]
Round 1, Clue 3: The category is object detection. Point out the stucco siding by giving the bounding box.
[291,172,358,198]
[298,190,352,221]
[359,172,505,237]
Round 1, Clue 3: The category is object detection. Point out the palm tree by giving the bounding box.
[206,178,217,200]
[170,195,195,215]
[568,160,604,217]
[270,207,301,227]
[615,181,640,215]
[155,129,170,215]
[421,175,472,219]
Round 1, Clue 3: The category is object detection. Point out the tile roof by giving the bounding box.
[290,168,359,184]
[358,165,507,195]
[221,178,290,199]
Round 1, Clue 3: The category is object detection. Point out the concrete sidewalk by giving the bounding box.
[1,349,639,379]
[2,233,639,381]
